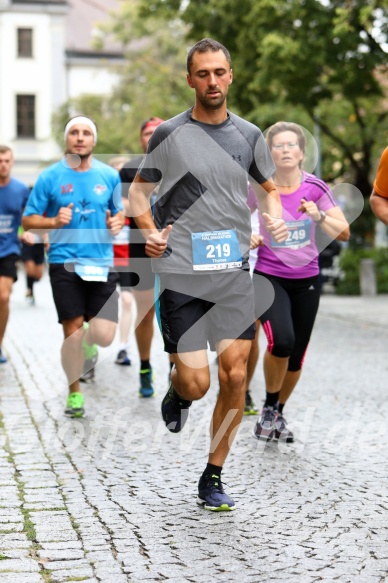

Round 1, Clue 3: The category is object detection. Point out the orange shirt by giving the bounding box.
[374,147,388,198]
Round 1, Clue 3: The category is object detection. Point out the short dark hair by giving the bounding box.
[187,38,231,73]
[0,145,12,155]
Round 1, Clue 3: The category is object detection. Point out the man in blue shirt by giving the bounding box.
[0,145,30,363]
[23,116,125,417]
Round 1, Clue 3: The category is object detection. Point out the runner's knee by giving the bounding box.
[268,333,295,358]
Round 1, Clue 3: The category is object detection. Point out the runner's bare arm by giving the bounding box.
[370,190,388,226]
[22,203,74,232]
[250,179,282,218]
[250,179,288,243]
[129,174,172,258]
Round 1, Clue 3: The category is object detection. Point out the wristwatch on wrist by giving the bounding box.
[316,210,327,225]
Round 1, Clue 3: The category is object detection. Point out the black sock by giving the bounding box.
[140,359,151,371]
[27,276,36,293]
[277,402,284,414]
[265,391,280,408]
[203,463,222,478]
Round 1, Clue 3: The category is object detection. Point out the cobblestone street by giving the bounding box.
[1,270,388,582]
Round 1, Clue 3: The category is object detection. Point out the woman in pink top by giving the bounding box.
[252,122,350,443]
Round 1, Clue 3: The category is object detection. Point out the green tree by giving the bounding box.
[136,0,388,245]
[53,0,193,156]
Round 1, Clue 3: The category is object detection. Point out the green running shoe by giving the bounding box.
[244,390,259,416]
[64,392,85,418]
[82,322,98,360]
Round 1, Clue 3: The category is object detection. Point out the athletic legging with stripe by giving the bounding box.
[253,271,321,371]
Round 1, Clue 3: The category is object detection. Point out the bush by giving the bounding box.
[336,247,388,295]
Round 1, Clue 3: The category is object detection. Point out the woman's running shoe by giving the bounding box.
[274,413,294,443]
[253,406,278,441]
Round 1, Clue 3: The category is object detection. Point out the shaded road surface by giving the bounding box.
[1,271,388,582]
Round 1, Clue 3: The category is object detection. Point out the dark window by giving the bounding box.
[16,95,35,138]
[17,28,33,58]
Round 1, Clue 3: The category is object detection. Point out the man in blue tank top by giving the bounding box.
[23,116,125,418]
[0,145,30,363]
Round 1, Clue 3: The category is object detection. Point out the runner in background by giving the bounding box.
[22,116,124,417]
[252,121,350,443]
[109,156,133,366]
[19,226,46,305]
[120,117,165,397]
[370,147,388,224]
[244,184,262,415]
[0,145,30,363]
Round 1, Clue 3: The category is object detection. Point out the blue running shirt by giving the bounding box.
[24,159,123,266]
[0,178,30,258]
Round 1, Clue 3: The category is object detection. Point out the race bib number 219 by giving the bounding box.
[191,229,242,271]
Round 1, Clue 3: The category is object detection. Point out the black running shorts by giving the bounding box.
[21,242,45,265]
[158,270,256,353]
[0,253,19,281]
[115,247,155,291]
[49,263,119,323]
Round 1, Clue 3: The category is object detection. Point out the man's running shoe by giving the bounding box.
[274,413,294,443]
[197,473,236,512]
[244,390,259,415]
[64,392,85,418]
[139,366,154,398]
[161,382,192,433]
[115,349,131,366]
[253,406,278,441]
[80,323,98,383]
[0,348,7,364]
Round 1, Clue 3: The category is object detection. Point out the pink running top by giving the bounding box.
[254,172,337,279]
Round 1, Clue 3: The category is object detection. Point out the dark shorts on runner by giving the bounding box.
[158,270,256,353]
[0,253,19,281]
[21,242,45,265]
[49,263,119,323]
[115,244,155,291]
[116,270,133,290]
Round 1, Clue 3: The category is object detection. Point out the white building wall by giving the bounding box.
[0,6,67,184]
[67,63,120,99]
[0,1,123,185]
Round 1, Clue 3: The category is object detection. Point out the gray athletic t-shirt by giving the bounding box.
[138,108,275,275]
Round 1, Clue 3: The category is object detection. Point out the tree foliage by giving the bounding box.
[53,0,388,244]
[53,0,193,155]
[133,0,388,244]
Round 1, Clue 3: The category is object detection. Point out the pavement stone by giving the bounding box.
[1,271,388,581]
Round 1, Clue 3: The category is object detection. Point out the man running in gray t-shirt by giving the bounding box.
[129,38,287,511]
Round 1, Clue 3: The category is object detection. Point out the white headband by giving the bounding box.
[64,116,97,144]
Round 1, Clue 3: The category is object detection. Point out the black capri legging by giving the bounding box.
[253,271,321,371]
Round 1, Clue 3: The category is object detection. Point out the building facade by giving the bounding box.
[0,0,123,185]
